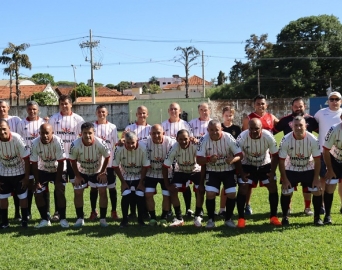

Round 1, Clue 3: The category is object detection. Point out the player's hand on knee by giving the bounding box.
[21,177,29,189]
[240,172,249,183]
[97,173,107,184]
[325,170,336,184]
[121,182,129,193]
[74,176,85,188]
[267,172,275,182]
[281,178,292,193]
[167,184,178,193]
[137,182,145,192]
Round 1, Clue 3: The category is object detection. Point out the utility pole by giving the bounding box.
[71,65,77,102]
[257,69,260,95]
[202,50,205,98]
[9,70,13,106]
[79,29,101,104]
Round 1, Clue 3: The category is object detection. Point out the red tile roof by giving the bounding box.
[163,83,181,90]
[0,85,47,99]
[75,96,135,103]
[96,87,122,96]
[55,87,74,96]
[180,75,212,86]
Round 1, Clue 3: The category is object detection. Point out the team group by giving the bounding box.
[0,91,342,229]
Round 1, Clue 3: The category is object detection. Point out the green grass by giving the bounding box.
[1,132,341,269]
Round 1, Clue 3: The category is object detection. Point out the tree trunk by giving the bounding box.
[15,66,20,107]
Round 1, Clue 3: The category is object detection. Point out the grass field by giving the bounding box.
[1,133,342,269]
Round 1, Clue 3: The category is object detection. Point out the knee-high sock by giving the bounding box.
[281,194,291,217]
[269,192,279,217]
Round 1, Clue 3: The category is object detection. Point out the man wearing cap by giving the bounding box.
[314,91,342,214]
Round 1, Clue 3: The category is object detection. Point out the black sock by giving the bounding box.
[76,207,84,219]
[183,187,192,210]
[312,195,322,219]
[58,207,66,220]
[121,193,131,221]
[90,189,98,212]
[20,207,28,222]
[53,189,58,213]
[206,198,215,221]
[236,193,246,219]
[1,209,8,225]
[38,206,48,220]
[225,197,236,220]
[27,190,33,215]
[109,188,117,212]
[13,195,20,217]
[44,189,51,214]
[269,192,279,217]
[173,206,182,220]
[129,193,137,215]
[149,210,156,220]
[281,194,291,217]
[324,191,334,216]
[160,210,168,220]
[136,194,145,223]
[194,207,202,217]
[100,207,107,219]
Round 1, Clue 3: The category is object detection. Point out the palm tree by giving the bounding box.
[0,43,32,106]
[3,63,15,106]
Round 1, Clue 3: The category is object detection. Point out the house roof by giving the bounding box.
[55,87,74,96]
[0,79,35,86]
[180,75,212,86]
[96,87,122,96]
[163,83,181,90]
[75,96,135,104]
[0,85,47,99]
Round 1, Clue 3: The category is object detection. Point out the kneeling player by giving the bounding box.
[279,116,322,226]
[163,129,205,227]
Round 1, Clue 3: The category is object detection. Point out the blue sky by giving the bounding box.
[1,0,341,86]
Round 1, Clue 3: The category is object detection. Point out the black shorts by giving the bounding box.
[106,168,117,189]
[171,172,201,192]
[239,164,274,187]
[205,170,236,194]
[145,176,169,195]
[0,174,27,199]
[329,154,342,184]
[73,173,98,190]
[121,179,144,197]
[66,160,75,182]
[282,170,316,194]
[35,170,67,194]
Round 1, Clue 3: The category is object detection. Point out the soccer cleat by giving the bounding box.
[205,219,216,229]
[314,218,324,226]
[159,219,167,227]
[128,213,137,220]
[119,220,129,228]
[73,218,85,228]
[320,207,325,215]
[27,214,32,220]
[323,215,332,225]
[100,219,109,227]
[14,214,22,222]
[281,217,289,226]
[270,216,282,226]
[186,209,194,217]
[149,219,158,226]
[60,219,70,228]
[225,219,237,228]
[89,211,98,221]
[0,223,10,229]
[236,218,245,228]
[47,212,51,221]
[21,220,28,228]
[51,212,60,222]
[138,220,147,227]
[111,211,119,220]
[244,205,253,215]
[35,219,51,228]
[218,211,226,218]
[194,216,202,227]
[304,208,314,216]
[169,218,184,227]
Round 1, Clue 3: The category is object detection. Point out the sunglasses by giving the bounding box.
[329,98,341,102]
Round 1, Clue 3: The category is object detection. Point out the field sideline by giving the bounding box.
[1,133,342,269]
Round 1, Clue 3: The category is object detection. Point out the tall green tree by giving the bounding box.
[105,84,116,89]
[217,70,228,86]
[2,62,15,106]
[29,92,58,105]
[0,42,32,106]
[149,76,158,84]
[31,73,55,85]
[149,84,161,94]
[70,82,94,102]
[115,81,131,93]
[174,46,200,98]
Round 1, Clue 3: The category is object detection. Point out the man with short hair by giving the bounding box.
[197,120,243,228]
[143,124,175,227]
[113,131,150,227]
[69,122,111,228]
[279,116,322,226]
[274,97,318,215]
[237,118,281,228]
[89,105,119,221]
[30,124,69,228]
[315,91,342,214]
[48,95,84,221]
[0,119,30,228]
[163,129,204,227]
[242,94,279,215]
[188,102,211,140]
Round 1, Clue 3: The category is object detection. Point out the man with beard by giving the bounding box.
[274,97,318,215]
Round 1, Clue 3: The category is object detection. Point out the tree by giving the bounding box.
[142,84,148,94]
[31,73,55,85]
[149,76,158,84]
[29,92,58,105]
[95,82,104,87]
[0,42,32,106]
[149,84,161,94]
[105,84,116,89]
[2,62,15,106]
[56,81,75,87]
[273,15,342,97]
[217,70,228,86]
[70,82,93,102]
[115,81,131,93]
[174,46,200,98]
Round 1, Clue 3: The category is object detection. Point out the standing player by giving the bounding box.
[188,102,211,140]
[163,129,204,227]
[30,124,69,228]
[17,101,45,220]
[48,95,84,221]
[314,91,342,214]
[0,119,30,228]
[143,124,175,227]
[162,102,194,217]
[237,118,281,228]
[197,120,243,228]
[69,122,111,228]
[322,112,342,224]
[0,100,22,220]
[113,131,150,227]
[89,105,119,221]
[278,116,322,226]
[242,94,279,215]
[274,97,318,215]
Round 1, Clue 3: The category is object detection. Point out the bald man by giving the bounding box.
[30,124,69,228]
[237,118,281,228]
[142,124,175,226]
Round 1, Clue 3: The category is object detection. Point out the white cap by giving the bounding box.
[328,91,342,99]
